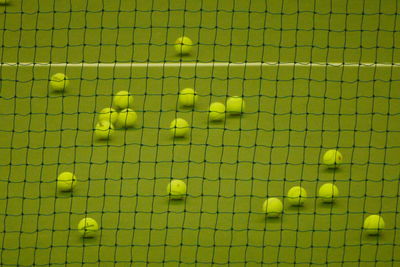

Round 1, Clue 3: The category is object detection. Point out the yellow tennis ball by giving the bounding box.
[178,88,197,106]
[287,186,307,206]
[94,120,114,140]
[57,172,77,191]
[116,108,137,128]
[323,149,343,168]
[226,96,245,114]
[262,198,283,217]
[209,102,226,121]
[167,179,187,199]
[50,73,69,91]
[170,118,189,137]
[174,36,193,55]
[318,183,339,203]
[98,107,118,124]
[113,90,134,110]
[78,217,99,238]
[363,215,385,235]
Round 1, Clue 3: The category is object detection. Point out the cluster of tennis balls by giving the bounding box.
[263,183,339,217]
[49,74,137,140]
[263,149,385,236]
[95,87,243,140]
[99,88,243,140]
[94,91,137,140]
[171,88,245,138]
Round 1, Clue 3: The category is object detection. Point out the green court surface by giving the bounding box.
[1,0,399,64]
[1,0,400,266]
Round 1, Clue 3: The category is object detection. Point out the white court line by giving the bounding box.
[0,62,399,67]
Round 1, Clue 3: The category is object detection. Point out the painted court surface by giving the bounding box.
[0,0,399,266]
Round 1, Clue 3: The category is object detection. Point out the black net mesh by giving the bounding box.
[0,0,399,266]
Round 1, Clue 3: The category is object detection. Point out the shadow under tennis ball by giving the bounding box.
[48,90,67,97]
[79,235,100,244]
[318,201,339,209]
[167,198,187,204]
[169,136,190,143]
[56,191,75,198]
[323,167,344,173]
[178,105,196,111]
[228,113,244,117]
[93,138,118,146]
[252,213,281,225]
[363,233,385,241]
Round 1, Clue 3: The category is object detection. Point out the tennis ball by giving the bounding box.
[209,102,226,121]
[170,118,189,137]
[226,96,245,114]
[94,120,114,140]
[323,149,343,168]
[287,186,307,206]
[318,183,339,203]
[50,73,69,91]
[262,198,283,217]
[78,217,99,238]
[363,215,385,235]
[57,172,77,192]
[98,107,118,124]
[167,179,187,199]
[113,91,134,110]
[174,36,193,55]
[115,108,137,128]
[178,88,197,107]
